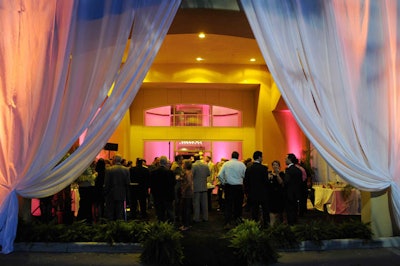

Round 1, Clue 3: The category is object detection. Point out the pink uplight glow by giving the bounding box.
[144,141,173,163]
[145,106,171,126]
[212,106,241,127]
[273,110,305,159]
[212,141,243,162]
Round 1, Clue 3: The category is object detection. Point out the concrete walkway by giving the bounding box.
[274,247,400,266]
[10,236,400,253]
[2,247,400,266]
[1,236,398,266]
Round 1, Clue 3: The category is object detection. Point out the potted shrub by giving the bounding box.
[338,219,372,240]
[140,221,184,266]
[225,219,279,265]
[292,219,337,246]
[266,222,299,249]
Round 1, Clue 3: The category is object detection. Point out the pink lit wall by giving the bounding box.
[144,141,174,164]
[212,141,243,162]
[212,106,241,127]
[145,106,170,126]
[213,114,241,127]
[202,105,210,126]
[273,110,305,160]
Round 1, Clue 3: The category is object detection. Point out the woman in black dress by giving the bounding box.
[268,160,285,224]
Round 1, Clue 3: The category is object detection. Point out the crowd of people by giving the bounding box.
[39,150,312,231]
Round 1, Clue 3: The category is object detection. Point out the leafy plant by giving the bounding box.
[225,219,279,265]
[16,214,373,264]
[16,219,144,243]
[140,221,184,266]
[337,219,372,240]
[96,220,144,244]
[292,220,337,246]
[16,219,66,242]
[266,222,299,249]
[59,220,96,242]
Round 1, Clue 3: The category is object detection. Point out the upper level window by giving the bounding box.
[144,104,242,127]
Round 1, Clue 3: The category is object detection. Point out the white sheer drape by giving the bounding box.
[0,0,180,254]
[241,0,400,227]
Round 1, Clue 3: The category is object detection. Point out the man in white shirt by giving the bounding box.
[218,151,246,227]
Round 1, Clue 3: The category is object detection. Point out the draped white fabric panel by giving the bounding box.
[0,0,180,254]
[241,0,400,227]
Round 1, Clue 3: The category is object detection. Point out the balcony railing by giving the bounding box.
[171,114,210,126]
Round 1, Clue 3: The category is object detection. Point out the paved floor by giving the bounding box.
[2,248,400,266]
[274,247,400,265]
[0,252,141,266]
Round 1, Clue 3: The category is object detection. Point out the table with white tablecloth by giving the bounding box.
[313,185,361,215]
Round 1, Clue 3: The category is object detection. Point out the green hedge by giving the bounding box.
[224,219,372,265]
[16,218,372,266]
[16,219,145,244]
[16,218,371,245]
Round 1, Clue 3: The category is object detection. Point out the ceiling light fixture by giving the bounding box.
[198,32,205,39]
[196,57,204,61]
[250,58,256,62]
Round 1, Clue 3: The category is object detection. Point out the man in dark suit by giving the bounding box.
[284,153,303,225]
[129,158,150,219]
[244,151,271,226]
[104,154,130,221]
[149,156,176,222]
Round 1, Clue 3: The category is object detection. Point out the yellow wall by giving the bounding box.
[109,63,303,166]
[106,110,131,159]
